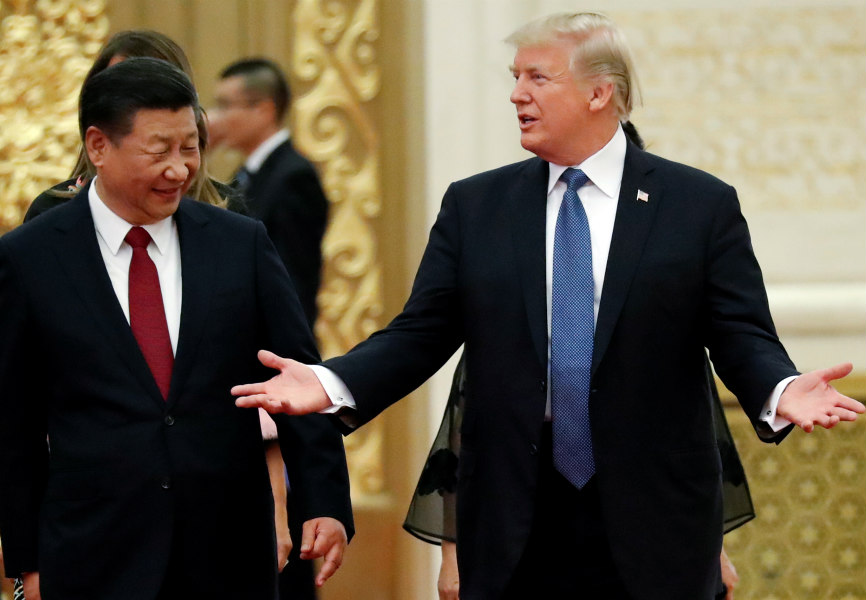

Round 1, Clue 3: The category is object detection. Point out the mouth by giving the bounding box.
[518,114,537,129]
[153,187,182,200]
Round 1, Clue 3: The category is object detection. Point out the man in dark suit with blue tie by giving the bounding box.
[0,58,352,600]
[232,13,864,599]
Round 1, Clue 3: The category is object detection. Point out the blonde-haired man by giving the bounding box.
[234,13,863,599]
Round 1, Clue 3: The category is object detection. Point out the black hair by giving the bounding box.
[621,120,645,150]
[79,56,199,143]
[219,58,290,121]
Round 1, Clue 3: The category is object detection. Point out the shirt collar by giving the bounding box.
[547,124,626,198]
[88,177,174,256]
[245,128,290,173]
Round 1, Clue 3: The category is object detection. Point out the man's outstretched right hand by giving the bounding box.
[232,350,331,415]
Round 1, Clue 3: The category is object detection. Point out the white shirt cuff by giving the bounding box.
[759,375,799,432]
[309,365,357,414]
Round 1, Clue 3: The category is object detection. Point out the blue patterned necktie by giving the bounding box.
[551,167,595,489]
[232,166,251,194]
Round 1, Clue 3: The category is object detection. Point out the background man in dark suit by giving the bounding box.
[232,13,864,600]
[0,58,352,600]
[211,58,328,330]
[210,57,331,600]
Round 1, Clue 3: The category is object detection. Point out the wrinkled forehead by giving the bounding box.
[126,106,200,143]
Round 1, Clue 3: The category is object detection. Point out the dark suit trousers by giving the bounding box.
[503,424,631,600]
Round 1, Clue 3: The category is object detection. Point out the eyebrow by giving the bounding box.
[147,131,198,144]
[510,63,543,73]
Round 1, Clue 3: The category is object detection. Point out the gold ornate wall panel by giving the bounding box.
[290,0,387,501]
[724,403,865,600]
[0,0,107,232]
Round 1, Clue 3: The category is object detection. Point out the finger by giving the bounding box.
[316,559,339,586]
[301,532,328,560]
[231,383,268,397]
[799,419,814,433]
[836,397,866,414]
[234,394,274,410]
[816,414,840,429]
[315,543,344,586]
[830,407,862,422]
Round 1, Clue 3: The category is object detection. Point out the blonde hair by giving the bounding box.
[506,12,641,121]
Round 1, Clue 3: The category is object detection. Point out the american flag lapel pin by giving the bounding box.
[636,189,649,203]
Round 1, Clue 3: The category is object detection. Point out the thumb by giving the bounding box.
[300,520,317,554]
[258,349,288,371]
[819,362,853,383]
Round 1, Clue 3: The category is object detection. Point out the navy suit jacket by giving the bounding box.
[325,142,797,599]
[240,139,328,329]
[0,189,352,599]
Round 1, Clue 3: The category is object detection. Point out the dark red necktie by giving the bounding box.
[125,226,173,400]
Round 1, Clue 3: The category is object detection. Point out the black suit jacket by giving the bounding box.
[239,140,328,329]
[0,189,352,599]
[326,142,797,599]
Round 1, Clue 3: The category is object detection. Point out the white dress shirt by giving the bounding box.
[314,126,792,430]
[88,179,182,354]
[245,129,290,174]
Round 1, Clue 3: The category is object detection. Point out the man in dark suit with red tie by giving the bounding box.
[0,58,352,600]
[232,12,864,600]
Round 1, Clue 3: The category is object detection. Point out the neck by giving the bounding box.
[550,119,619,166]
[242,123,282,157]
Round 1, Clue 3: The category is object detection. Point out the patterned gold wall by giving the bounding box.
[724,400,865,600]
[0,0,107,232]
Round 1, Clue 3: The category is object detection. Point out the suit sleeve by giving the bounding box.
[0,240,49,576]
[703,185,797,438]
[251,223,354,540]
[323,182,465,426]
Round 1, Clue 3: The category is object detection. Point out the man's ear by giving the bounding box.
[84,126,110,168]
[588,80,615,113]
[257,98,279,126]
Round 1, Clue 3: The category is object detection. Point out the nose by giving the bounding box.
[164,154,195,183]
[510,75,529,105]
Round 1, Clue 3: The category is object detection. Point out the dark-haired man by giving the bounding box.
[0,57,352,600]
[211,58,328,329]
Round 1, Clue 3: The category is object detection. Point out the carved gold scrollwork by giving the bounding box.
[0,0,107,232]
[292,0,385,498]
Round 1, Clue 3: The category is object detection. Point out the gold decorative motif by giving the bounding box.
[0,0,107,232]
[291,0,384,498]
[724,405,865,599]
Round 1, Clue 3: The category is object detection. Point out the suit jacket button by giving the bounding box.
[529,443,538,456]
[164,415,175,426]
[160,478,172,490]
[539,380,546,392]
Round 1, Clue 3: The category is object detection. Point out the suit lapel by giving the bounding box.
[592,144,659,374]
[51,189,166,405]
[509,158,550,366]
[168,200,216,407]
